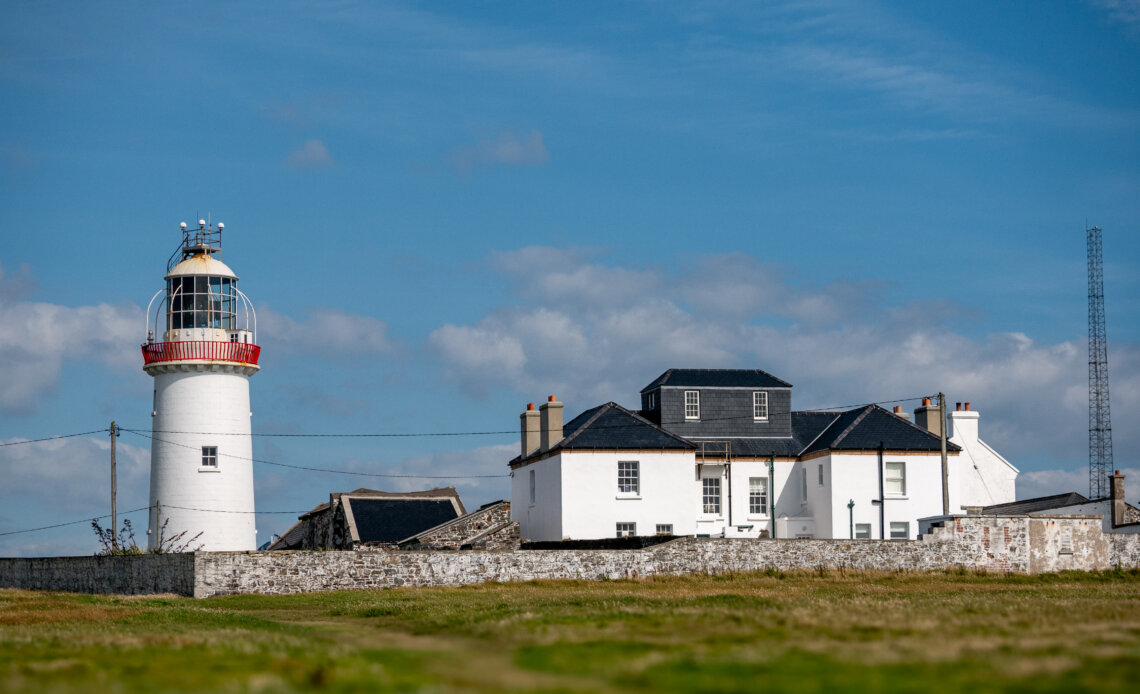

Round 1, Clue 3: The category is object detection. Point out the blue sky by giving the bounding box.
[2,1,1138,555]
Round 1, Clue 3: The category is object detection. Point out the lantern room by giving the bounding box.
[142,220,259,368]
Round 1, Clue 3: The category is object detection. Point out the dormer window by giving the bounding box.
[685,390,700,419]
[753,391,768,420]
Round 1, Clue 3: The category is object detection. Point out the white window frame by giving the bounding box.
[885,462,906,497]
[889,521,909,539]
[201,445,218,468]
[617,460,640,496]
[753,391,768,420]
[616,522,637,538]
[685,390,700,419]
[702,476,721,515]
[656,524,673,536]
[528,469,535,505]
[748,477,769,516]
[855,523,871,539]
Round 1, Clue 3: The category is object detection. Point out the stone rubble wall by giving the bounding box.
[399,501,513,550]
[4,514,1138,599]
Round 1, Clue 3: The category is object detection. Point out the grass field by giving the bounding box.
[2,569,1139,693]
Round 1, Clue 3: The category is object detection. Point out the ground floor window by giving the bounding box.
[748,477,768,515]
[656,524,673,535]
[855,523,871,539]
[889,522,909,539]
[616,522,637,538]
[702,477,722,515]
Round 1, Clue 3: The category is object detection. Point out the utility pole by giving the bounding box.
[110,421,118,550]
[1087,225,1114,499]
[938,393,949,515]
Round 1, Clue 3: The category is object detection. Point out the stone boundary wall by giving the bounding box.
[3,515,1138,599]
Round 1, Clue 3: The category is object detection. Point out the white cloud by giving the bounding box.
[448,129,549,174]
[0,263,140,414]
[427,248,1140,473]
[1088,0,1140,27]
[287,139,334,169]
[259,305,397,361]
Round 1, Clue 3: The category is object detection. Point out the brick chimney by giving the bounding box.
[539,395,564,451]
[914,397,942,438]
[520,403,540,458]
[1110,470,1126,527]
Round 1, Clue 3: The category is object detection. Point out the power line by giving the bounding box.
[122,429,510,479]
[0,505,149,538]
[0,428,110,448]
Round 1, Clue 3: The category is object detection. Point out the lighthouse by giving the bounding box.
[142,220,260,551]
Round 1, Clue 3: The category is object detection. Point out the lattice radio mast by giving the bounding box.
[1087,225,1113,499]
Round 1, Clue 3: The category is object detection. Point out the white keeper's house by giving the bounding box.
[509,369,1017,541]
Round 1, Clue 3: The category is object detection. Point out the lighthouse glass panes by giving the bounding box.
[167,276,238,330]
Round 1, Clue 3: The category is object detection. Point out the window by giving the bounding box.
[685,390,700,419]
[529,470,535,505]
[644,392,656,410]
[616,522,636,538]
[753,391,768,420]
[1059,527,1073,554]
[702,477,721,514]
[201,446,218,467]
[885,462,906,496]
[618,461,640,495]
[818,464,824,486]
[800,467,808,502]
[890,522,909,539]
[656,524,673,535]
[749,477,769,515]
[855,523,871,539]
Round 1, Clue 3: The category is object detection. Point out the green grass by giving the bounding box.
[1,569,1138,693]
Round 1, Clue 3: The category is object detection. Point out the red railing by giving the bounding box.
[141,341,261,366]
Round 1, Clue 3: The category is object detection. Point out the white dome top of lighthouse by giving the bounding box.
[166,253,238,280]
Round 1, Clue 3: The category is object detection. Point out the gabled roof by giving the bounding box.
[512,402,696,464]
[641,368,792,392]
[345,497,463,543]
[800,405,958,455]
[980,492,1090,515]
[702,412,839,458]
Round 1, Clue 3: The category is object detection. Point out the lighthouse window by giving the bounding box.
[201,446,218,468]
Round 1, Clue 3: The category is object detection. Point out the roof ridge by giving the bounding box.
[603,400,696,447]
[556,403,613,448]
[827,405,875,448]
[796,412,842,456]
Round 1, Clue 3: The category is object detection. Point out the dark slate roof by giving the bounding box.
[709,412,841,458]
[641,368,792,392]
[513,402,695,463]
[266,520,304,550]
[979,492,1090,515]
[800,405,958,455]
[347,498,462,543]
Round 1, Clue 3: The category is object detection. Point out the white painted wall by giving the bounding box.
[148,367,256,551]
[949,410,1017,508]
[510,455,563,541]
[822,452,950,539]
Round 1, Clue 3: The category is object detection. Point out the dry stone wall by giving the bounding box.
[3,515,1138,599]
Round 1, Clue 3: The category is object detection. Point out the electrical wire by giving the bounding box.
[0,506,149,537]
[0,429,110,447]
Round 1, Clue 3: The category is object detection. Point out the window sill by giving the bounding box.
[885,496,909,501]
[615,495,642,501]
[199,467,220,473]
[746,515,768,521]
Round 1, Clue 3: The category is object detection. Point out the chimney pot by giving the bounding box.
[956,402,962,411]
[548,395,556,402]
[965,402,971,411]
[527,403,535,411]
[922,397,931,406]
[893,406,902,413]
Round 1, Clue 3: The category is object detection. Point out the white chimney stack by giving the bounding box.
[539,395,563,451]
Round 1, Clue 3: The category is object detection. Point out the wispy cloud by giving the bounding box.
[286,139,334,169]
[259,305,398,362]
[1088,0,1140,28]
[448,130,549,175]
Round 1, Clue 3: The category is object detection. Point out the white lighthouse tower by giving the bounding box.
[142,220,260,551]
